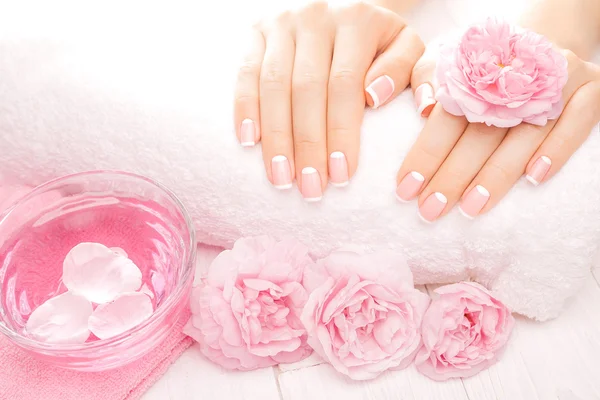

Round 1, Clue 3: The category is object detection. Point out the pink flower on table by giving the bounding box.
[415,282,515,381]
[184,236,314,371]
[436,18,568,128]
[301,250,430,380]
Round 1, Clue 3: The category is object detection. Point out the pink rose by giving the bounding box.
[415,282,515,381]
[184,236,314,370]
[436,18,568,127]
[301,250,430,380]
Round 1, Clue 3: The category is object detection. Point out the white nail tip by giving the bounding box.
[330,181,349,188]
[434,192,448,203]
[417,99,436,115]
[458,207,475,220]
[541,156,552,165]
[366,86,380,109]
[417,210,433,224]
[330,151,345,159]
[240,142,256,147]
[475,185,490,197]
[302,167,318,175]
[304,196,322,202]
[274,183,293,190]
[272,155,288,163]
[526,175,540,186]
[411,171,425,182]
[63,242,142,304]
[26,292,93,344]
[395,192,410,203]
[88,292,153,340]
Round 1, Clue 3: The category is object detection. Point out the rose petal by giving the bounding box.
[63,242,143,304]
[26,292,92,344]
[88,292,153,339]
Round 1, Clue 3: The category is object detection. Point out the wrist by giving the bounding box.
[519,0,600,59]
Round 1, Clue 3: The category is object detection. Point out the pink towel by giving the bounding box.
[0,185,193,400]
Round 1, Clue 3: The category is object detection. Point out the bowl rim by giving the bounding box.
[0,170,196,351]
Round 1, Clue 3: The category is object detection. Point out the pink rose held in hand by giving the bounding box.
[301,250,430,380]
[415,282,515,381]
[436,18,568,128]
[184,236,314,371]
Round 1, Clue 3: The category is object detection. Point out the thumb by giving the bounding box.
[410,52,437,117]
[364,26,424,109]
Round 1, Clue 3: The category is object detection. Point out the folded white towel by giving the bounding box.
[0,0,598,321]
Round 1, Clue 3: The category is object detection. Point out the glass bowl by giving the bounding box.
[0,171,196,371]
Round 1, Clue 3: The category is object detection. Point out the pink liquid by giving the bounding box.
[0,196,184,342]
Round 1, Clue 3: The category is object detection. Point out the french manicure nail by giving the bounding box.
[526,156,552,186]
[418,192,447,223]
[271,155,292,189]
[329,152,349,187]
[396,171,425,202]
[366,75,395,109]
[415,83,436,117]
[301,167,322,202]
[240,119,256,147]
[459,185,490,219]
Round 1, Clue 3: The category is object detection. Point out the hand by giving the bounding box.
[234,1,424,201]
[397,48,600,222]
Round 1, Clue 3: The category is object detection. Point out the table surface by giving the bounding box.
[143,246,600,400]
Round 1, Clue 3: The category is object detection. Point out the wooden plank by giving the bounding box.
[278,363,469,400]
[143,343,282,400]
[509,276,600,400]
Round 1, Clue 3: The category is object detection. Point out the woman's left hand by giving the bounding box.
[396,27,600,222]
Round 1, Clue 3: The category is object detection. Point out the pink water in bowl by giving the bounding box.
[0,172,196,371]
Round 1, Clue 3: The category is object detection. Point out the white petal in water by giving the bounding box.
[88,292,154,339]
[25,292,93,344]
[63,242,142,304]
[109,247,128,258]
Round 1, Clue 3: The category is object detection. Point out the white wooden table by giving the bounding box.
[144,246,600,400]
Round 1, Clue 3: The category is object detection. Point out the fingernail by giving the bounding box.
[396,171,425,202]
[459,185,490,219]
[240,119,256,147]
[526,156,552,186]
[366,75,395,109]
[418,192,447,223]
[301,167,322,202]
[271,155,292,189]
[415,83,436,117]
[329,152,349,187]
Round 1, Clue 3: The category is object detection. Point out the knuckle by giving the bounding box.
[484,161,517,182]
[293,71,328,93]
[261,66,290,92]
[274,10,294,26]
[264,128,289,140]
[234,92,257,107]
[338,1,373,22]
[298,1,329,20]
[238,61,261,79]
[329,69,360,94]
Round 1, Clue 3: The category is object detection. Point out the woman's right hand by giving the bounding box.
[234,1,424,201]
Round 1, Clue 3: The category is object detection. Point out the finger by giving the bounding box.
[234,28,266,146]
[526,79,600,185]
[410,50,437,117]
[326,5,383,187]
[292,4,334,201]
[417,124,507,222]
[259,24,296,190]
[395,104,468,202]
[364,26,424,109]
[458,122,553,218]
